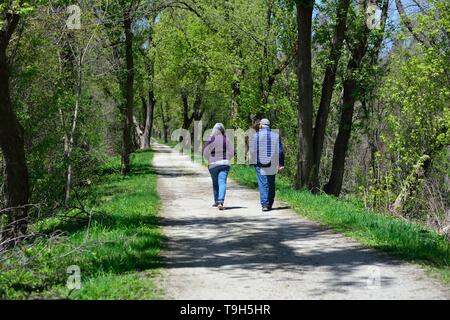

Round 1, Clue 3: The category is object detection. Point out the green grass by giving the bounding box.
[229,165,450,284]
[0,150,164,299]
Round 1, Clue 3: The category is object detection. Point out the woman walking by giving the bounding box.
[203,123,234,210]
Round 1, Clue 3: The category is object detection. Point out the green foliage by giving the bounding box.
[3,3,116,214]
[1,0,449,297]
[368,2,450,219]
[100,0,450,234]
[153,0,298,131]
[0,151,163,299]
[383,48,449,171]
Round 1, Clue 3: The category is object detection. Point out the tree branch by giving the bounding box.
[395,0,432,48]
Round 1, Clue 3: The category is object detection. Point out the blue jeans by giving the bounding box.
[255,166,276,208]
[208,165,230,204]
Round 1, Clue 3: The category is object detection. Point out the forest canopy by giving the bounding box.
[0,0,449,247]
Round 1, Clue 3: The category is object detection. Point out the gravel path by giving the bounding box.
[153,142,449,300]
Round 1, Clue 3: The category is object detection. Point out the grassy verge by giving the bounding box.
[0,150,163,299]
[229,165,450,284]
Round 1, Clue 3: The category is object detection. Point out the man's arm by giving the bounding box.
[278,135,285,168]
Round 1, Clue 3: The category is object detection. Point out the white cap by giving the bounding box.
[260,118,270,127]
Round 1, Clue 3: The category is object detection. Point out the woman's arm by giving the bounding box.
[203,137,214,162]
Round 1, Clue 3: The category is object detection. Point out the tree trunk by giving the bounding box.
[259,1,273,107]
[390,155,431,215]
[295,0,315,189]
[192,84,205,122]
[121,9,134,175]
[141,22,156,149]
[64,97,79,204]
[395,0,432,48]
[180,78,206,134]
[391,126,449,214]
[361,0,390,204]
[181,89,194,131]
[159,102,169,143]
[230,70,241,129]
[64,50,84,204]
[311,0,350,191]
[58,34,77,205]
[324,3,369,196]
[324,0,388,196]
[148,92,155,142]
[225,0,244,129]
[141,90,155,149]
[142,96,147,129]
[0,14,30,245]
[323,76,358,196]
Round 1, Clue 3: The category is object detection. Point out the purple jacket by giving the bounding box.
[203,135,234,168]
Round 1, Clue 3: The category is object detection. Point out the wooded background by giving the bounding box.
[0,0,449,247]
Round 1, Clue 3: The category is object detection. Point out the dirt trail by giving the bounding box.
[153,142,449,300]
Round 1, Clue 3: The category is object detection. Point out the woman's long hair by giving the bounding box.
[211,123,225,136]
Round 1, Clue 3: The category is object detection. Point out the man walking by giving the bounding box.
[250,119,284,212]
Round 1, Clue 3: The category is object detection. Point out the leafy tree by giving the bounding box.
[0,0,37,244]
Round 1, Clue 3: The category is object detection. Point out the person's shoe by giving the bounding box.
[262,206,270,212]
[218,203,225,211]
[212,203,219,207]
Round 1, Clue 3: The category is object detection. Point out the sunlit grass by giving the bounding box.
[230,165,450,284]
[0,151,163,299]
